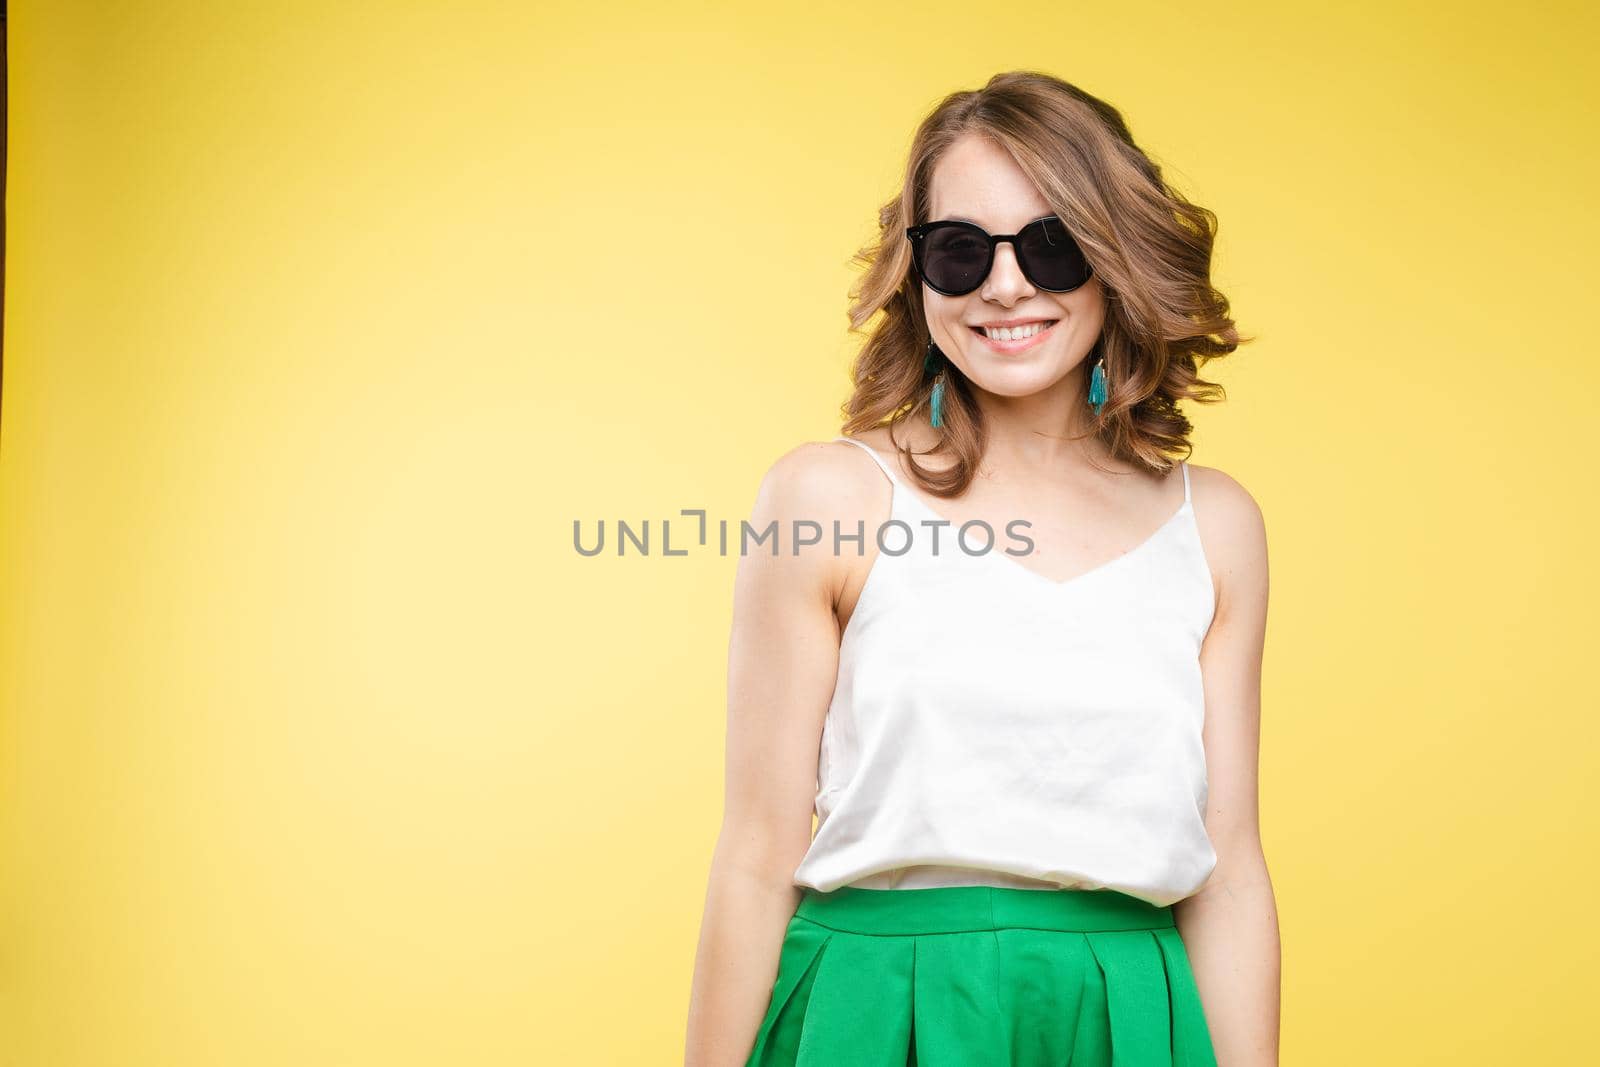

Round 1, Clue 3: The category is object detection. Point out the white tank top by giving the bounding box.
[790,435,1218,908]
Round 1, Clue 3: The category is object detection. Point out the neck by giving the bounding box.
[971,366,1106,469]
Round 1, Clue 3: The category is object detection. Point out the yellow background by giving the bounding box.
[3,1,1596,1063]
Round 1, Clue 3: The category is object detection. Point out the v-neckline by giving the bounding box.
[884,464,1193,594]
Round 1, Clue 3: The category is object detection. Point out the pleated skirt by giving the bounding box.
[744,884,1216,1067]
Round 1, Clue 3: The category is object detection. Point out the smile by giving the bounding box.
[969,319,1059,352]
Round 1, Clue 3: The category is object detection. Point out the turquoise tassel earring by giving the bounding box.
[1087,355,1108,416]
[924,340,945,428]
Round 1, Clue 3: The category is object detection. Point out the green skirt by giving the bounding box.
[745,885,1216,1067]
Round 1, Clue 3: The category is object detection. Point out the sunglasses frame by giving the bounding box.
[904,216,1094,297]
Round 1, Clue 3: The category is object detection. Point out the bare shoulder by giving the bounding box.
[743,438,892,594]
[1186,462,1269,614]
[751,437,889,523]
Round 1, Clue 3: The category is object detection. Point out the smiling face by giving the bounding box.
[920,132,1107,413]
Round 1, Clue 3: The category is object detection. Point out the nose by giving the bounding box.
[981,240,1033,304]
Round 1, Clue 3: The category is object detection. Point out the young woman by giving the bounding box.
[685,70,1279,1067]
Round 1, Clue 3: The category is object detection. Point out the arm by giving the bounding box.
[1173,469,1281,1066]
[683,444,860,1067]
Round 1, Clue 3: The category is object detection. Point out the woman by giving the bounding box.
[685,70,1279,1067]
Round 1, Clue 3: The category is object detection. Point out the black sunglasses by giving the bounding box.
[905,216,1093,297]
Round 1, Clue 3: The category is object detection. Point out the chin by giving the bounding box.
[967,366,1064,398]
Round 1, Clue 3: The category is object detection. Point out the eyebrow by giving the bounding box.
[936,213,1054,229]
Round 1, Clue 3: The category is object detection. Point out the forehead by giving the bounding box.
[926,134,1051,230]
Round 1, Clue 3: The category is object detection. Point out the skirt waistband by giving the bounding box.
[794,885,1174,935]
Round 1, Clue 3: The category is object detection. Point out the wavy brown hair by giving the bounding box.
[840,70,1251,497]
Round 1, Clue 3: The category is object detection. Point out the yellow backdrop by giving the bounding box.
[3,1,1596,1063]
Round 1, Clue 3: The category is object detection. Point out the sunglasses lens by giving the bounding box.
[1018,217,1091,290]
[920,225,990,294]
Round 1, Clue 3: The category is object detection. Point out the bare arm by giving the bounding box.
[1174,468,1281,1066]
[683,443,862,1067]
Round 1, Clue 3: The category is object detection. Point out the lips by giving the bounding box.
[969,319,1059,353]
[971,318,1057,330]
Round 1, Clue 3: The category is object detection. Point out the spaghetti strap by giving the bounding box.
[833,436,902,488]
[1181,461,1192,506]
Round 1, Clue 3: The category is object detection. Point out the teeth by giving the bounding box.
[982,321,1049,341]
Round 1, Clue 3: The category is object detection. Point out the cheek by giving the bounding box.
[1072,281,1107,321]
[1052,294,1102,336]
[927,298,976,341]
